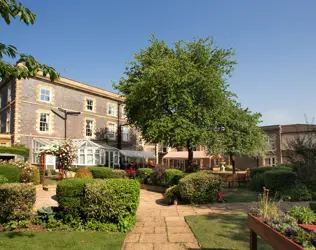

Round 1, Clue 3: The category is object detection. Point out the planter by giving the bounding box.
[248,213,304,250]
[299,224,316,233]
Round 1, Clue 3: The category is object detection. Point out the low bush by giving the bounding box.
[287,206,316,224]
[56,178,95,217]
[280,184,312,201]
[82,179,140,232]
[250,173,265,192]
[136,168,152,184]
[309,202,316,213]
[178,172,221,204]
[88,166,112,179]
[75,168,93,179]
[250,167,273,178]
[20,165,40,185]
[0,183,36,223]
[111,170,126,178]
[0,175,8,184]
[165,169,183,187]
[164,185,179,204]
[150,164,167,186]
[263,170,297,193]
[50,169,57,175]
[0,164,20,183]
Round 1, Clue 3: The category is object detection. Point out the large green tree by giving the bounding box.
[0,0,59,81]
[114,36,265,170]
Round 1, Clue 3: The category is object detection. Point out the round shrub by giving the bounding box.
[165,169,183,187]
[88,167,112,179]
[0,175,8,184]
[263,170,297,193]
[136,168,152,184]
[280,184,312,201]
[164,185,179,204]
[75,168,93,179]
[20,165,40,185]
[250,167,273,178]
[178,172,221,204]
[250,173,265,192]
[150,164,167,186]
[0,164,20,183]
[0,183,36,223]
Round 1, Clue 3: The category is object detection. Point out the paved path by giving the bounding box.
[33,185,58,211]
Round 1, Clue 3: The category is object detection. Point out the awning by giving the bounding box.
[120,150,156,159]
[162,151,222,160]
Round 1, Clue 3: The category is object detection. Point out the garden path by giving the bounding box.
[122,189,310,250]
[33,185,58,211]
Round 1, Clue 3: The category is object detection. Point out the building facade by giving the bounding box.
[0,75,143,164]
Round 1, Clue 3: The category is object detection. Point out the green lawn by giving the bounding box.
[186,213,273,250]
[222,186,259,203]
[0,231,126,250]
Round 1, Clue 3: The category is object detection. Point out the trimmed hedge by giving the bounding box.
[0,164,20,183]
[0,175,8,184]
[250,173,265,192]
[136,168,152,184]
[75,168,93,179]
[57,178,95,217]
[111,170,126,178]
[165,169,183,187]
[0,145,29,160]
[250,166,293,178]
[0,183,36,223]
[82,179,140,232]
[178,172,221,204]
[88,167,113,179]
[263,170,297,193]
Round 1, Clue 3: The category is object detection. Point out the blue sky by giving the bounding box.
[3,0,316,125]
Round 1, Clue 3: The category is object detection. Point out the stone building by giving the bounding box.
[0,74,148,165]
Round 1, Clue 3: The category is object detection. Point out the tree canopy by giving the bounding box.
[114,36,267,170]
[0,0,59,81]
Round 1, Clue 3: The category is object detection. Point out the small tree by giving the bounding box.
[114,35,237,170]
[0,0,59,81]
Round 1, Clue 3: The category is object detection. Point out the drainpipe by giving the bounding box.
[117,102,121,149]
[279,125,283,164]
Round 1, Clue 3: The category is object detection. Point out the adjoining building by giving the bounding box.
[0,74,155,166]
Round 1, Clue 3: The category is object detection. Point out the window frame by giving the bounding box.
[122,126,129,142]
[39,87,51,103]
[39,112,50,132]
[6,109,10,133]
[107,103,116,116]
[108,123,116,140]
[85,119,94,137]
[267,134,276,151]
[86,99,94,112]
[7,83,11,103]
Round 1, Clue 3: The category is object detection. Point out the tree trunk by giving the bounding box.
[186,140,193,172]
[230,153,236,189]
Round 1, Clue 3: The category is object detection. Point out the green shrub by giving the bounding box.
[75,168,93,179]
[0,144,29,160]
[263,170,297,193]
[20,165,40,185]
[178,172,221,204]
[50,169,57,175]
[309,202,316,213]
[88,166,113,179]
[164,185,179,204]
[165,169,183,187]
[280,184,312,201]
[0,183,36,223]
[0,164,20,183]
[136,168,152,184]
[56,178,95,217]
[150,164,167,186]
[287,206,316,224]
[111,170,126,178]
[82,179,140,232]
[250,167,273,178]
[250,173,265,192]
[0,175,8,184]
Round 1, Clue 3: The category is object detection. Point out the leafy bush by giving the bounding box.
[136,168,152,184]
[0,164,20,183]
[0,144,29,160]
[250,167,273,178]
[111,170,126,178]
[0,175,8,184]
[85,219,118,232]
[165,169,183,187]
[185,163,200,173]
[263,170,297,193]
[88,167,112,179]
[150,164,167,186]
[164,185,179,204]
[75,168,93,179]
[82,179,140,232]
[56,178,95,217]
[250,173,265,192]
[0,183,36,223]
[50,169,57,175]
[36,207,56,223]
[20,165,40,185]
[280,184,312,201]
[178,172,221,204]
[309,202,316,213]
[287,206,316,224]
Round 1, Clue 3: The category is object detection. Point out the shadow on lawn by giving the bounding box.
[5,232,35,239]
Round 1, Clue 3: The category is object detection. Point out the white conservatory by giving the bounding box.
[32,138,120,168]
